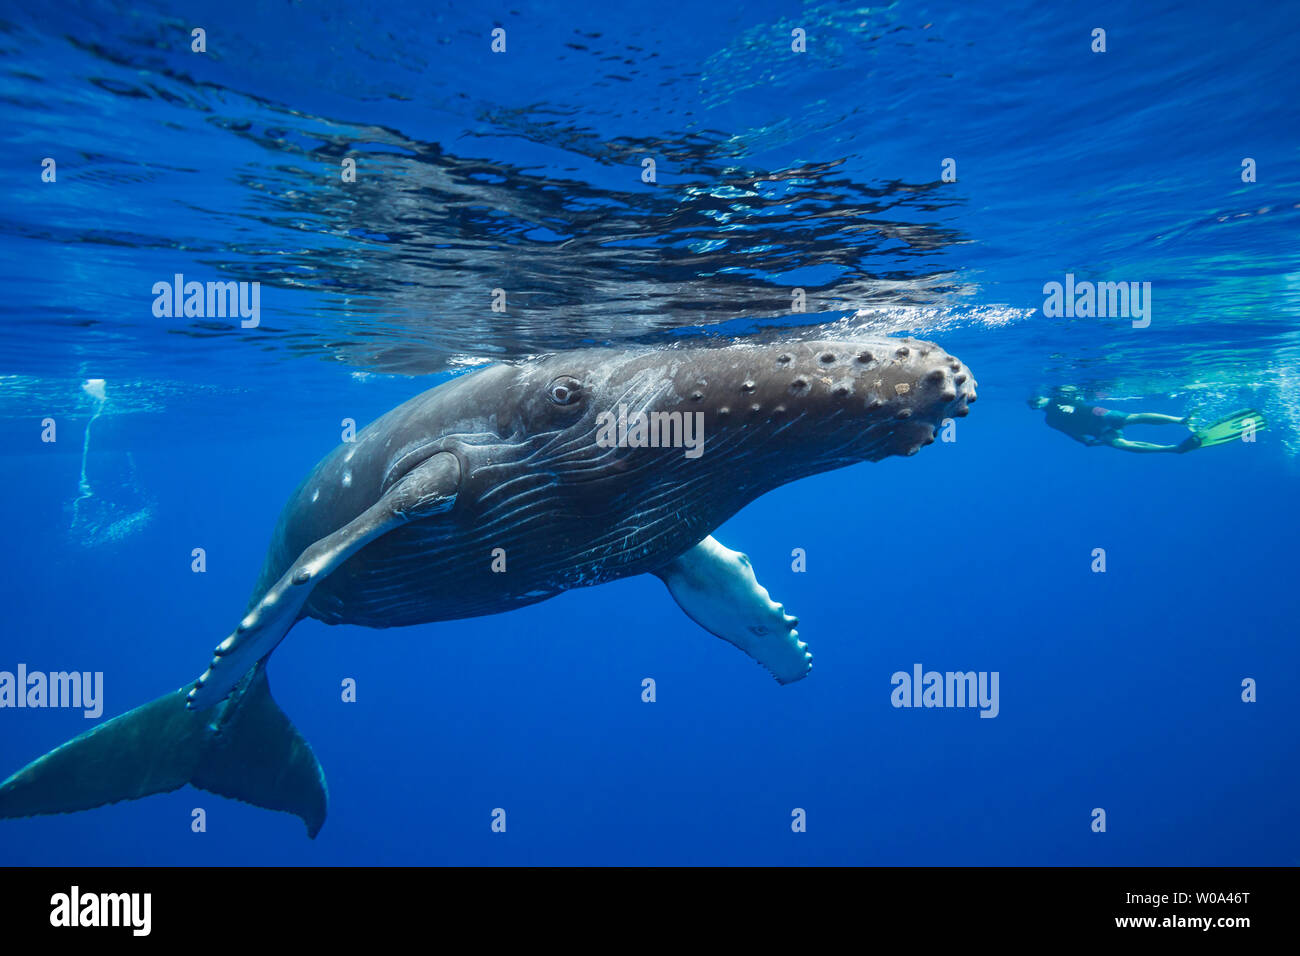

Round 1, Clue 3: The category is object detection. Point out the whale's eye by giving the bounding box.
[547,375,583,406]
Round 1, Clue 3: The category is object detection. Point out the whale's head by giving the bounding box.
[486,336,976,502]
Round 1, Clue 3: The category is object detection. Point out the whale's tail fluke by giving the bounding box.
[0,664,327,838]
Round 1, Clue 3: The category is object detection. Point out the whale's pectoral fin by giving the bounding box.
[187,452,462,710]
[653,535,811,684]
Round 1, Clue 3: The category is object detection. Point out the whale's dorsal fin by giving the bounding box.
[187,452,462,710]
[653,536,811,684]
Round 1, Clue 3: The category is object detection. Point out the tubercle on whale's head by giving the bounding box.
[655,336,978,463]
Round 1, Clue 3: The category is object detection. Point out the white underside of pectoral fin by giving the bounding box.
[654,535,811,684]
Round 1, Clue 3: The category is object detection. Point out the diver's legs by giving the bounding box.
[1108,438,1184,454]
[1121,413,1189,426]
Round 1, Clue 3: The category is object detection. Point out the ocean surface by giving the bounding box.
[0,0,1297,865]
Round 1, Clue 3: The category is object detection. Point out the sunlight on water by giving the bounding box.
[66,379,153,547]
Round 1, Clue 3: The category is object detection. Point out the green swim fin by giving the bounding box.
[1184,408,1266,451]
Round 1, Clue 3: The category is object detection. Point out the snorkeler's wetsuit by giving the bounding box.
[1043,401,1127,445]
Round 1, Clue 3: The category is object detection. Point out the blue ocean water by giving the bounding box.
[1,0,1297,865]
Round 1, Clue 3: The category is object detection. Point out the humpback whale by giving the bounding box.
[0,336,976,837]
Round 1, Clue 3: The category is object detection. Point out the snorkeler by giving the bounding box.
[1027,393,1265,453]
